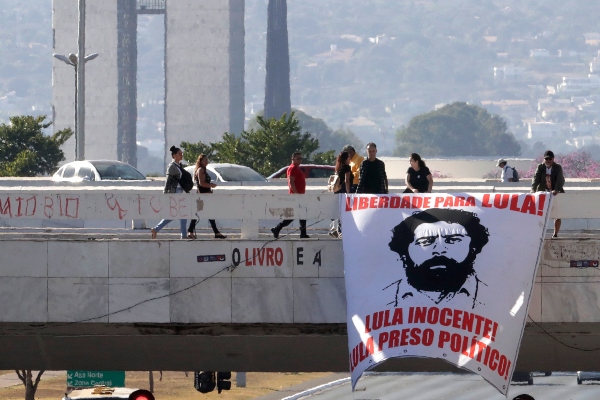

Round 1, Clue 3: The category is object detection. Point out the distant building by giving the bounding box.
[557,75,600,93]
[568,135,599,148]
[528,122,560,140]
[52,1,245,165]
[530,49,550,58]
[584,32,600,46]
[570,123,596,135]
[589,50,600,73]
[493,64,526,81]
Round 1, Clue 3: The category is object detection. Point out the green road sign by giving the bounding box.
[67,370,125,388]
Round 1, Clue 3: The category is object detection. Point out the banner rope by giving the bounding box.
[527,315,600,351]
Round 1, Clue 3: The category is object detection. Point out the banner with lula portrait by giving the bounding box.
[341,192,551,396]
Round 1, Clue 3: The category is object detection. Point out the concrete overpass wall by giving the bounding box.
[0,238,344,324]
[1,190,600,371]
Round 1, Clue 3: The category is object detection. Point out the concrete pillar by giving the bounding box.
[235,372,246,388]
[117,0,138,167]
[164,0,245,165]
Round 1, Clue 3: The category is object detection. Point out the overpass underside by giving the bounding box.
[1,322,599,372]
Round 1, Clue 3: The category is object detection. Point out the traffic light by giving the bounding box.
[216,371,232,394]
[194,371,216,393]
[128,389,155,400]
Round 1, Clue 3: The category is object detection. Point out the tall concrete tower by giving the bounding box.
[52,0,245,166]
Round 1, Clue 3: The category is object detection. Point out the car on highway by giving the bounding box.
[511,371,533,385]
[184,163,267,183]
[267,164,334,179]
[577,371,600,384]
[63,387,154,400]
[52,160,146,182]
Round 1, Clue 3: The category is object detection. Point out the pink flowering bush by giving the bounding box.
[482,169,501,179]
[523,151,600,178]
[431,170,451,178]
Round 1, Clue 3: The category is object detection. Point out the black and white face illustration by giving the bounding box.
[408,221,472,267]
[389,209,489,296]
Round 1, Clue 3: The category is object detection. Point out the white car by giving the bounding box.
[63,387,154,399]
[52,160,147,182]
[184,163,267,183]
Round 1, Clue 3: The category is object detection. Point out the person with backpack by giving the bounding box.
[151,145,188,239]
[187,154,226,239]
[497,158,518,182]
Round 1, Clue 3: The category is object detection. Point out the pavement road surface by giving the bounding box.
[293,372,600,400]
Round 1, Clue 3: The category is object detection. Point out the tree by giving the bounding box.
[220,112,319,176]
[394,102,520,157]
[180,112,324,177]
[16,370,44,400]
[311,150,336,165]
[0,115,73,176]
[180,141,215,166]
[248,109,363,153]
[264,0,291,120]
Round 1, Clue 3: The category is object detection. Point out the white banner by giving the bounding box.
[341,193,551,396]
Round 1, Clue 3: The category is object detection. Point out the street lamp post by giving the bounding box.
[52,0,98,161]
[53,52,98,161]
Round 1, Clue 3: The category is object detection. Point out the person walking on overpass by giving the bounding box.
[151,145,188,239]
[497,158,515,182]
[187,154,226,239]
[271,152,310,239]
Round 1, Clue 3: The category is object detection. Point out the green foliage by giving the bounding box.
[181,112,324,176]
[236,112,319,176]
[310,150,336,165]
[249,109,363,154]
[180,141,215,166]
[211,132,253,166]
[0,115,73,177]
[394,102,520,157]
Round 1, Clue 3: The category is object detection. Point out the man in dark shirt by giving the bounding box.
[271,152,310,239]
[356,142,388,194]
[530,150,565,238]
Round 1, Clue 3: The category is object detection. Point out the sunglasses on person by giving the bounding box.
[544,157,553,160]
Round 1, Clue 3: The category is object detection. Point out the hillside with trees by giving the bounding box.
[4,0,600,159]
[394,102,520,157]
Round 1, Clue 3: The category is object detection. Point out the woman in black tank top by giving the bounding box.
[187,154,226,239]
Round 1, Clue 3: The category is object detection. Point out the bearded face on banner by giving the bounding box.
[387,208,490,308]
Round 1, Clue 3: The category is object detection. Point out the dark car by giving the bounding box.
[511,371,533,385]
[267,164,334,179]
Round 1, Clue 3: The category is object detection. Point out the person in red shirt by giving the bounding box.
[271,152,310,239]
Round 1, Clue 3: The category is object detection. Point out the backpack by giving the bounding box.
[176,164,194,193]
[328,174,342,193]
[512,167,519,182]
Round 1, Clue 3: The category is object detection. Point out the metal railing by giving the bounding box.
[137,0,165,14]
